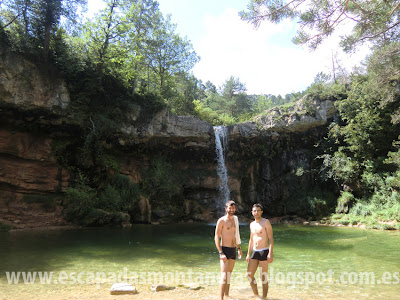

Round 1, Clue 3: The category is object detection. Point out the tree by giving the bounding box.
[120,0,161,95]
[80,0,125,78]
[221,76,251,117]
[0,0,87,59]
[366,42,400,124]
[205,80,217,95]
[240,0,400,51]
[252,94,273,114]
[168,72,202,115]
[144,14,199,99]
[0,0,32,36]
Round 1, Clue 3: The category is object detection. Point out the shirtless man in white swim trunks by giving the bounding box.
[246,203,274,299]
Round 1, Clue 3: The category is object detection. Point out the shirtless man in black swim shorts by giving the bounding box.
[246,203,274,299]
[215,200,243,300]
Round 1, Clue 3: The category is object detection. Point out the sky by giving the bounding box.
[88,0,371,96]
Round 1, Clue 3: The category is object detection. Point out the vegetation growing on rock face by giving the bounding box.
[313,69,400,227]
[64,173,140,226]
[0,220,12,231]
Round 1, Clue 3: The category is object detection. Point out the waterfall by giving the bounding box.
[214,125,230,213]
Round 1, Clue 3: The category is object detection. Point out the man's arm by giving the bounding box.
[214,219,223,252]
[246,223,254,262]
[215,219,227,262]
[236,241,243,259]
[265,220,274,263]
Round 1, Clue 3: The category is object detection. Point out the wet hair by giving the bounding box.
[252,203,263,211]
[225,200,236,207]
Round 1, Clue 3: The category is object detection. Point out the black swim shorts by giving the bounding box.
[221,246,236,260]
[251,248,269,261]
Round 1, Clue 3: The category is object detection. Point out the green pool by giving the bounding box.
[0,224,399,299]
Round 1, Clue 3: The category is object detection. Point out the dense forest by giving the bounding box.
[1,0,400,229]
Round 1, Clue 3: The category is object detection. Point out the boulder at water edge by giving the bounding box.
[150,284,175,292]
[110,283,138,295]
[178,283,203,290]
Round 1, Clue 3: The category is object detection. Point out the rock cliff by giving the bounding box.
[0,47,69,112]
[0,49,337,229]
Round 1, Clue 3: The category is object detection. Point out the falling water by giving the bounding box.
[214,125,230,213]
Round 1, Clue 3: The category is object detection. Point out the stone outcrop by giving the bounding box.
[0,48,70,112]
[0,129,70,229]
[228,96,335,140]
[251,96,335,133]
[122,109,214,144]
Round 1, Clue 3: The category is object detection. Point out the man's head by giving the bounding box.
[225,200,236,216]
[251,203,263,219]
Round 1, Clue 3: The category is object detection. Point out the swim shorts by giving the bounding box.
[221,246,237,260]
[251,248,269,261]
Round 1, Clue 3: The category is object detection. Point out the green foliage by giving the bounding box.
[305,72,348,101]
[193,99,229,126]
[240,2,400,230]
[101,174,140,212]
[217,113,237,126]
[192,75,306,125]
[0,221,12,232]
[64,173,139,226]
[22,194,60,212]
[0,0,87,59]
[133,92,166,122]
[0,21,10,46]
[279,102,296,113]
[51,137,79,167]
[192,76,252,125]
[318,151,360,185]
[141,157,183,206]
[284,187,337,218]
[366,42,400,124]
[329,168,400,228]
[317,50,400,189]
[333,197,400,230]
[313,46,400,226]
[331,151,360,183]
[64,180,96,221]
[336,191,354,213]
[385,140,400,168]
[193,99,217,124]
[51,132,122,190]
[240,0,400,52]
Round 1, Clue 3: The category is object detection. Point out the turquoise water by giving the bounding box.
[0,224,399,299]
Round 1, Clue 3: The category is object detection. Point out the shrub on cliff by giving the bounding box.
[141,157,185,216]
[284,187,337,219]
[64,174,139,226]
[0,221,11,232]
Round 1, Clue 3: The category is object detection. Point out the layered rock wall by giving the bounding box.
[0,48,338,228]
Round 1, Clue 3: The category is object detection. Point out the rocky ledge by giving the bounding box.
[228,96,336,140]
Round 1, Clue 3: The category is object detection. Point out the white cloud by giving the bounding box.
[192,8,371,95]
